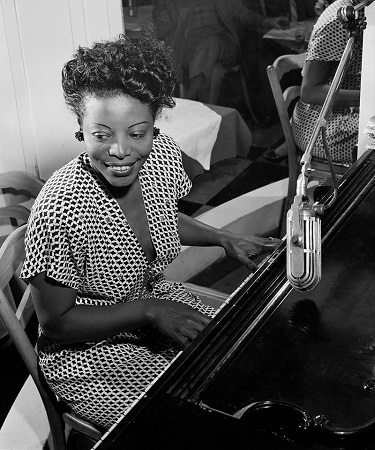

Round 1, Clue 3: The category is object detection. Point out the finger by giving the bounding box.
[265,237,282,245]
[197,314,212,327]
[184,328,200,342]
[238,254,258,271]
[185,317,210,334]
[177,328,199,348]
[247,236,279,245]
[176,335,190,349]
[187,310,212,327]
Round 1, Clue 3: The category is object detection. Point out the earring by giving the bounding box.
[153,127,160,138]
[75,130,84,142]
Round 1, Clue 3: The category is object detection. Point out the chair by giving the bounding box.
[0,171,45,342]
[178,61,259,125]
[209,62,259,125]
[266,53,349,237]
[0,224,104,450]
[0,170,45,245]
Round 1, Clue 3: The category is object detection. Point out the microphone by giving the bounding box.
[337,0,373,24]
[286,0,371,291]
[352,0,374,10]
[286,192,322,292]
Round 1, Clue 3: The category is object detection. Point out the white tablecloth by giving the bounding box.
[155,98,222,170]
[263,20,315,42]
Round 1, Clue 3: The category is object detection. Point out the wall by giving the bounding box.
[358,3,375,156]
[0,0,124,179]
[1,1,374,176]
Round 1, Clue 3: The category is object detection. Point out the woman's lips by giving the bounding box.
[106,163,135,176]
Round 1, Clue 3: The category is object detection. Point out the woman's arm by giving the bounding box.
[178,212,227,248]
[30,271,210,348]
[301,59,360,107]
[178,213,280,270]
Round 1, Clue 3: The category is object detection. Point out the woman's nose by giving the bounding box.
[109,138,131,158]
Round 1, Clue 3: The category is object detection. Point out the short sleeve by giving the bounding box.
[20,182,86,290]
[148,133,192,199]
[306,2,348,63]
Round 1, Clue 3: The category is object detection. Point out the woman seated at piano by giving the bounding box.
[20,35,279,430]
[264,0,366,165]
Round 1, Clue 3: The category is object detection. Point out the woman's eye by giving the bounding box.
[93,133,109,142]
[130,132,146,139]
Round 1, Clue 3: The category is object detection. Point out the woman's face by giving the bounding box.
[81,94,154,188]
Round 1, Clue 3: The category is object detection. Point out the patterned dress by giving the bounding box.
[21,134,216,429]
[292,0,362,166]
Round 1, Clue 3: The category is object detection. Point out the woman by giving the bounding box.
[21,35,279,429]
[264,0,364,165]
[293,0,365,165]
[141,0,284,103]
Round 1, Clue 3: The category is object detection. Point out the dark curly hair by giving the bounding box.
[62,34,177,123]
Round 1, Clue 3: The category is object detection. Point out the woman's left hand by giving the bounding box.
[178,213,281,271]
[221,234,281,271]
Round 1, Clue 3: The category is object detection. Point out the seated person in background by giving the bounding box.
[141,0,284,104]
[20,35,280,429]
[264,0,366,165]
[243,0,322,125]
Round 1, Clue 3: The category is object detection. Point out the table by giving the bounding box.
[263,20,315,54]
[157,99,252,180]
[182,104,252,179]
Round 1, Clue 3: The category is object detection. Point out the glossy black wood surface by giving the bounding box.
[94,150,375,450]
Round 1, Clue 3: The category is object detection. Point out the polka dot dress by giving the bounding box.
[21,134,217,429]
[292,0,362,165]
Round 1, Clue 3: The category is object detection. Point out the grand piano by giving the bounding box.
[93,150,375,450]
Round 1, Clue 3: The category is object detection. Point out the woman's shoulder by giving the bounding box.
[314,0,350,33]
[307,0,349,61]
[149,132,183,164]
[33,153,95,217]
[142,132,190,191]
[153,132,181,150]
[40,155,83,196]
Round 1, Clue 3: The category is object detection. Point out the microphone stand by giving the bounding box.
[286,3,368,291]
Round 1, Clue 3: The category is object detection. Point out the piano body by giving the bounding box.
[94,150,375,450]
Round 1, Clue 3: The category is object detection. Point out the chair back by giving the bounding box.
[0,224,103,449]
[267,54,305,237]
[266,53,348,237]
[0,224,66,449]
[0,171,45,245]
[0,171,44,201]
[0,171,44,340]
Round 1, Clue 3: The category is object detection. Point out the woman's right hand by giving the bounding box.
[141,21,156,37]
[263,17,284,31]
[145,299,212,349]
[31,271,210,347]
